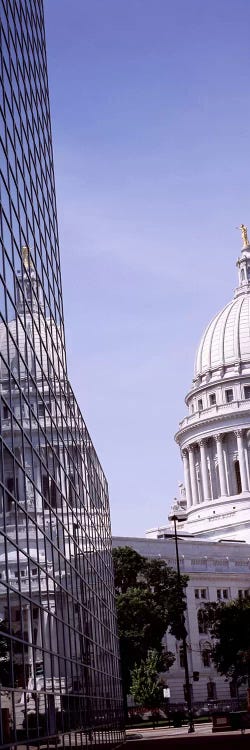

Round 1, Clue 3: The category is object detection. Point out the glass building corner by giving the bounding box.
[0,1,124,747]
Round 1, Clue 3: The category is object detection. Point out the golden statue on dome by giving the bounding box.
[237,224,250,248]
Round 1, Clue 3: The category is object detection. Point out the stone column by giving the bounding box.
[188,445,199,506]
[215,434,228,496]
[235,429,248,492]
[182,449,192,509]
[199,440,211,501]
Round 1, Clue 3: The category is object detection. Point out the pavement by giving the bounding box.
[126,722,214,739]
[125,722,250,747]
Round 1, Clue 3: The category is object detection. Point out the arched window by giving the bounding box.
[235,460,242,494]
[241,268,245,281]
[197,608,208,634]
[201,644,211,667]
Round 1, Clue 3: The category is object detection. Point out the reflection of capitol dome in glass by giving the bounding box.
[195,295,250,377]
[0,315,64,381]
[0,255,65,382]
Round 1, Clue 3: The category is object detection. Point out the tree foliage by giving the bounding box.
[112,546,188,695]
[0,619,11,686]
[130,649,171,710]
[0,619,9,660]
[204,596,250,684]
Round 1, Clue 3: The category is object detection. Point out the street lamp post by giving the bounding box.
[169,512,195,734]
[163,686,171,726]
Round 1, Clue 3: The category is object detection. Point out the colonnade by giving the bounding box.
[182,429,249,509]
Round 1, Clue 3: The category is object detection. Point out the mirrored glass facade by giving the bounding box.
[0,1,124,747]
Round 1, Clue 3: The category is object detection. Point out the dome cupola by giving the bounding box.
[195,225,250,380]
[235,224,250,295]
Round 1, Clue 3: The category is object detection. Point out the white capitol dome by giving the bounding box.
[173,226,250,543]
[195,294,250,377]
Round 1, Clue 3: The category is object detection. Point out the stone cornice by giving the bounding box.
[175,409,250,445]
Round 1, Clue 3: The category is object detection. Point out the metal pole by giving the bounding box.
[173,516,195,733]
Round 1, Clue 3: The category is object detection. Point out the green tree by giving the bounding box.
[0,619,10,686]
[130,649,170,711]
[113,546,146,593]
[0,619,9,660]
[204,596,250,685]
[112,546,188,699]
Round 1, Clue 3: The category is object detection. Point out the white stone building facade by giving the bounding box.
[113,535,250,706]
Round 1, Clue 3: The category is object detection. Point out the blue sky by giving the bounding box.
[44,0,250,536]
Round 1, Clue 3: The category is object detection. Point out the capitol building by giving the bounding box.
[113,226,250,706]
[147,224,250,543]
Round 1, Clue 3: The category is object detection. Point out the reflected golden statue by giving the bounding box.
[21,245,29,269]
[21,245,33,269]
[237,224,250,248]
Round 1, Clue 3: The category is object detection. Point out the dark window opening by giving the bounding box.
[3,404,9,419]
[209,393,216,406]
[230,681,237,698]
[6,477,14,494]
[202,649,211,667]
[68,473,75,507]
[42,474,49,502]
[244,386,250,400]
[198,608,208,634]
[38,402,45,418]
[6,477,15,510]
[50,479,57,508]
[235,460,242,494]
[207,681,216,700]
[225,389,233,403]
[42,474,57,508]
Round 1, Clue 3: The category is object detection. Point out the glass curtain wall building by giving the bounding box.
[0,1,124,747]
